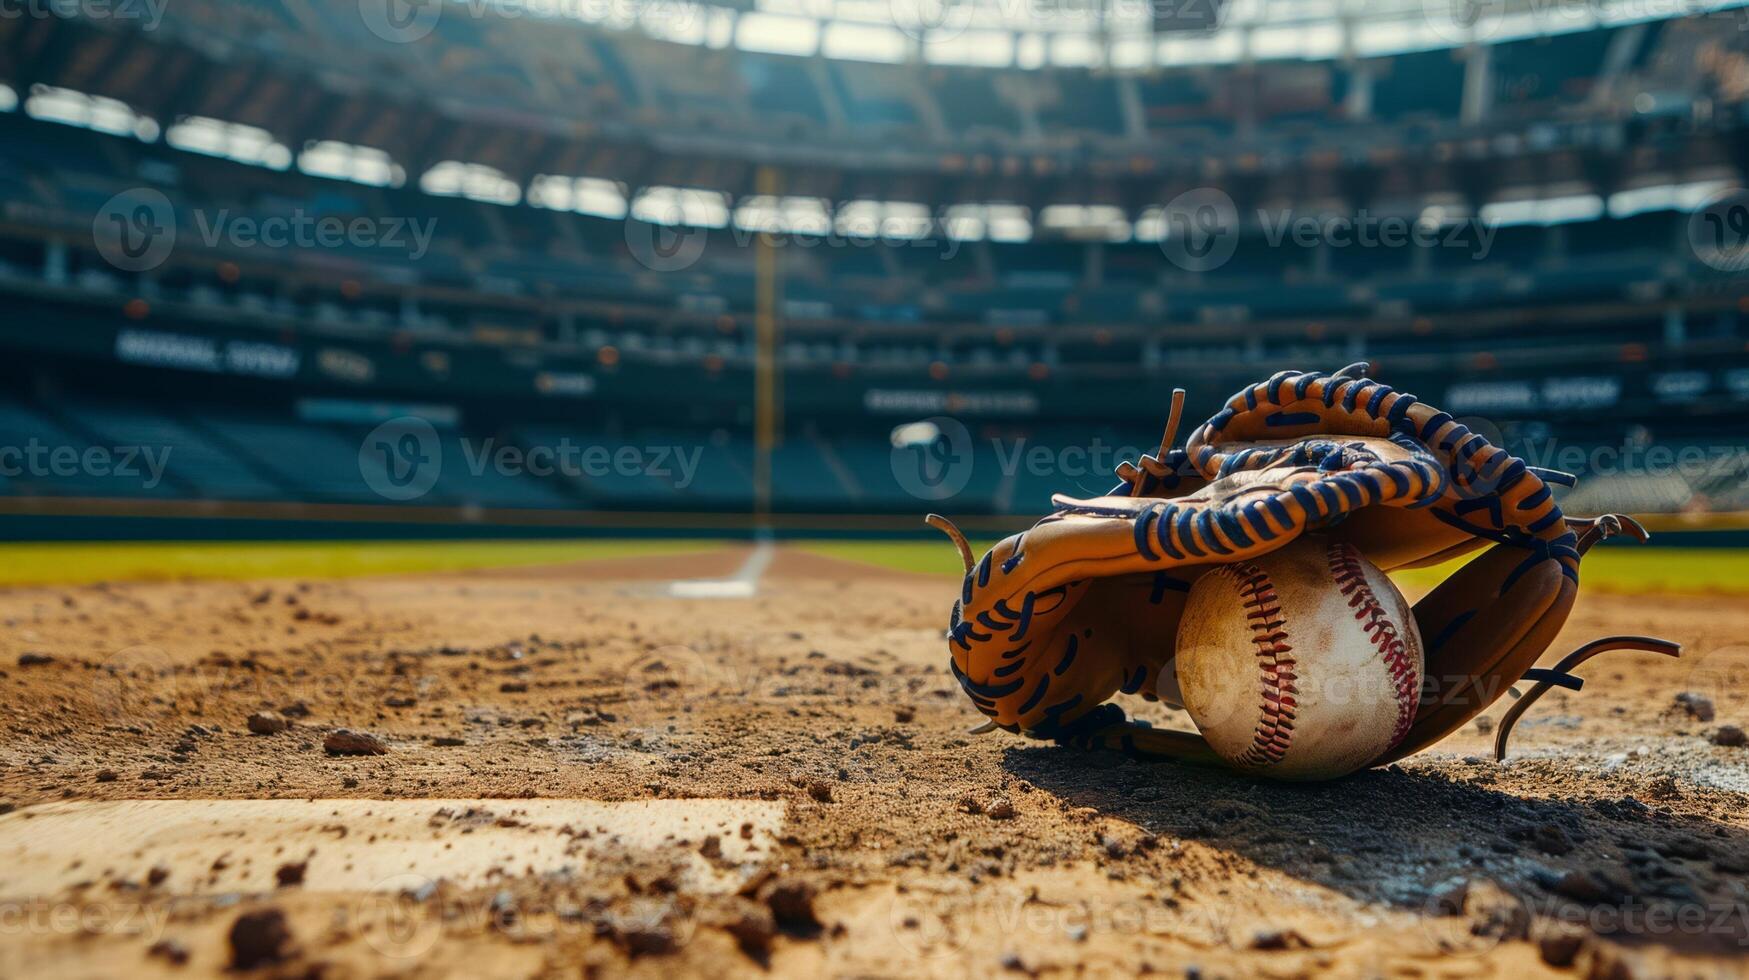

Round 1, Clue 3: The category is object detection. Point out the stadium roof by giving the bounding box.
[539,0,1749,67]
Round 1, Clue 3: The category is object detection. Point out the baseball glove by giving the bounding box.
[929,363,1679,769]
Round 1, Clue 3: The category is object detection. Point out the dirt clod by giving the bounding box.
[227,908,293,969]
[1249,928,1311,951]
[323,730,387,756]
[765,879,822,936]
[147,938,189,965]
[1673,692,1715,722]
[247,711,290,735]
[1539,925,1588,967]
[724,900,777,959]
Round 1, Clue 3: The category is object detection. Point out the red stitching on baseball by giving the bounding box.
[1220,560,1296,767]
[1327,542,1418,748]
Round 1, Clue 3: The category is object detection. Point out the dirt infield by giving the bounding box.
[1,546,1746,978]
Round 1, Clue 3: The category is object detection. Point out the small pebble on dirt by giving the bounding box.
[17,653,53,666]
[228,908,293,969]
[323,730,388,756]
[1541,868,1630,904]
[765,879,822,936]
[610,915,678,956]
[1538,925,1587,967]
[1249,928,1312,950]
[1674,692,1715,722]
[1531,823,1575,856]
[147,938,189,965]
[275,861,307,887]
[725,902,776,959]
[1712,725,1746,747]
[247,711,290,735]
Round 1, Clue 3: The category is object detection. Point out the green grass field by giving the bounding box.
[0,539,720,587]
[0,538,1740,595]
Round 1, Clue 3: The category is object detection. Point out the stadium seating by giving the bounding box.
[0,7,1746,525]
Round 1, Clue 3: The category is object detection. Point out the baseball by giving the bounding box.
[1176,535,1424,780]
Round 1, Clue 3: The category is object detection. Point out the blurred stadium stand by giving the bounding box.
[0,1,1747,532]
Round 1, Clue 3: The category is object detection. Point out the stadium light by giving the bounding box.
[922,30,1013,66]
[631,186,732,228]
[420,162,522,206]
[1480,193,1605,228]
[820,22,909,62]
[943,203,1032,242]
[298,141,405,188]
[529,176,630,219]
[1039,205,1131,242]
[733,196,833,235]
[736,12,821,55]
[24,85,158,143]
[166,117,293,171]
[1608,180,1735,219]
[834,201,932,240]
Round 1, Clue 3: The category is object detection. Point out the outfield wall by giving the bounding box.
[3,498,1747,547]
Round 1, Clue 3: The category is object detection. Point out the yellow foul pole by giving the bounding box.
[753,165,781,529]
